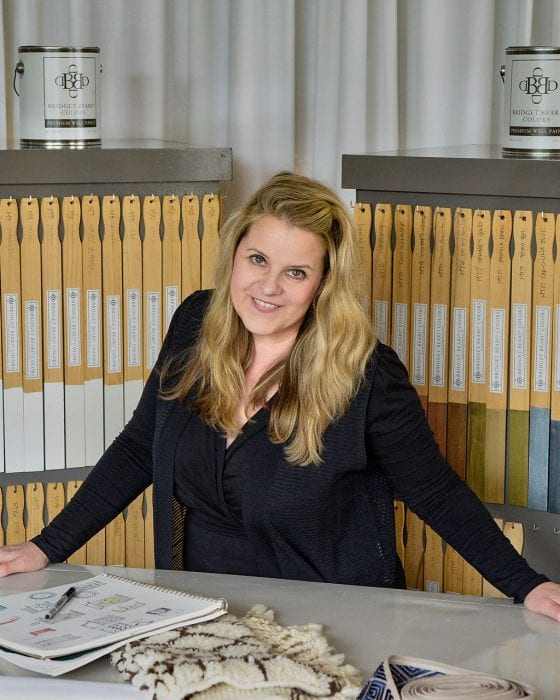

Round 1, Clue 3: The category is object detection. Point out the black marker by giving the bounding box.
[44,586,76,620]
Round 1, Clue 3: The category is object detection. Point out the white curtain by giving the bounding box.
[2,0,560,211]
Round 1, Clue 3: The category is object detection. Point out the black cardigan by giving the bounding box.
[34,290,548,601]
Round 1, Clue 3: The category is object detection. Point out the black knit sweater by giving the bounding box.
[33,290,548,602]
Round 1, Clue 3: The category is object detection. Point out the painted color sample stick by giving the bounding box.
[142,196,162,382]
[102,196,124,446]
[392,205,412,370]
[201,194,220,289]
[550,214,560,513]
[485,210,512,504]
[122,195,143,421]
[410,206,432,413]
[424,207,451,594]
[24,482,44,540]
[62,196,85,469]
[466,209,491,499]
[41,197,65,470]
[20,197,44,471]
[353,202,373,314]
[181,194,200,299]
[528,212,554,511]
[427,207,452,456]
[0,198,24,473]
[447,207,472,481]
[444,208,472,595]
[372,204,393,342]
[508,211,533,506]
[82,195,104,465]
[162,195,182,332]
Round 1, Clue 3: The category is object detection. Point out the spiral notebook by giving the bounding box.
[0,573,227,676]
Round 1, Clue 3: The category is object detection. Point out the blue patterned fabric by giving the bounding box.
[358,659,443,699]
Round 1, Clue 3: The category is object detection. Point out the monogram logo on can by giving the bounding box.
[519,66,559,104]
[54,63,90,98]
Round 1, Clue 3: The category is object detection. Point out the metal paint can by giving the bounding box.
[14,46,101,148]
[502,46,560,158]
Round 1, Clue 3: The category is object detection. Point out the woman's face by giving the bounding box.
[230,215,325,351]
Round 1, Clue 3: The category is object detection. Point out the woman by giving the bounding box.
[0,172,558,621]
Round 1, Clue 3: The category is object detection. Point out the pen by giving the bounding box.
[44,586,76,620]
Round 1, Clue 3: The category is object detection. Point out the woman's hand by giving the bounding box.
[524,581,560,622]
[0,542,49,578]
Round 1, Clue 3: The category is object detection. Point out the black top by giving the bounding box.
[33,290,549,602]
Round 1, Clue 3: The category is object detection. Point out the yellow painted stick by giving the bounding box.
[447,207,472,481]
[82,195,104,466]
[353,202,373,313]
[485,210,512,504]
[62,196,85,469]
[46,482,65,523]
[20,197,44,472]
[41,196,65,471]
[181,194,201,299]
[162,195,182,331]
[142,196,162,381]
[0,198,24,473]
[372,204,393,342]
[404,510,424,590]
[444,207,472,595]
[6,485,25,545]
[424,207,452,594]
[102,196,124,447]
[410,206,432,413]
[24,482,44,540]
[392,205,412,370]
[201,193,220,289]
[122,195,143,421]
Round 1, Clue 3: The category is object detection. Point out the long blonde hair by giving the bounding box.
[163,172,376,464]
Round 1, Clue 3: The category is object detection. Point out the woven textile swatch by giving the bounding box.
[357,655,535,699]
[111,604,362,699]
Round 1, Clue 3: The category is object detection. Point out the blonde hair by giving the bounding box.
[163,172,376,464]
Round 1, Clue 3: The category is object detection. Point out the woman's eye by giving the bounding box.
[288,269,306,279]
[250,254,266,265]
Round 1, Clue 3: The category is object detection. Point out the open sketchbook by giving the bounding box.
[0,573,227,676]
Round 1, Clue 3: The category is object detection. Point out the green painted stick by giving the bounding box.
[508,211,533,506]
[372,204,393,344]
[392,205,412,371]
[410,206,432,414]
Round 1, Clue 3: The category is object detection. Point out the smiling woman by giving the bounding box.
[230,217,325,360]
[1,172,560,628]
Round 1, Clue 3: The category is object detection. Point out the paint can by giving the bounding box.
[501,46,560,158]
[14,46,101,148]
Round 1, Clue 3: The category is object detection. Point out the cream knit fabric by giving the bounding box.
[111,604,362,699]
